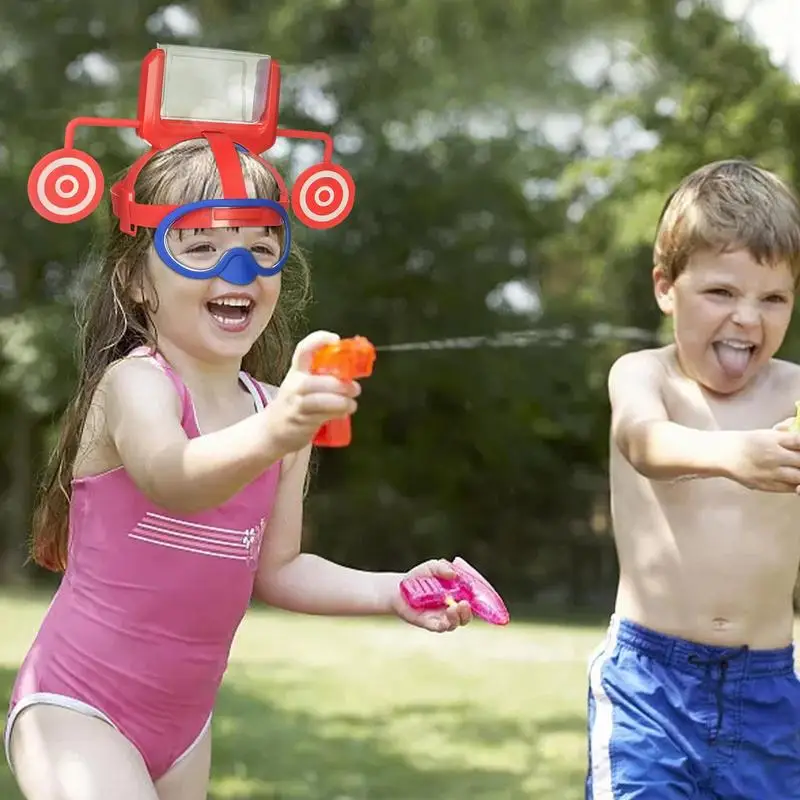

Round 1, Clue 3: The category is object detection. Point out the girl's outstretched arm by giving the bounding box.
[253,444,401,615]
[103,331,358,513]
[253,443,474,631]
[103,357,286,513]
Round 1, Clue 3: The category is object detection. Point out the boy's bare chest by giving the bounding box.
[664,380,794,432]
[667,473,798,528]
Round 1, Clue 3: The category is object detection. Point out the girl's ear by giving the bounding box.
[126,253,154,307]
[131,278,153,306]
[129,279,145,305]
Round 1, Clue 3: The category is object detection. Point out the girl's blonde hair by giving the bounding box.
[31,138,311,572]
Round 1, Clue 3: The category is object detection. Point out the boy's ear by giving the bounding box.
[653,265,674,315]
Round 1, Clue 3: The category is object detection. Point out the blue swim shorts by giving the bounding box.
[585,617,800,799]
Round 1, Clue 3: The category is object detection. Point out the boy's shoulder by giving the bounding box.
[767,355,800,374]
[764,356,800,393]
[608,345,674,385]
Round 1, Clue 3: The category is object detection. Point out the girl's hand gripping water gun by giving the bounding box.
[400,557,510,625]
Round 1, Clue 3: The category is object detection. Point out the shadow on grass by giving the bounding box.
[210,677,587,799]
[505,602,612,629]
[0,665,587,800]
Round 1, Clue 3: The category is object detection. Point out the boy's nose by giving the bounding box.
[731,301,760,327]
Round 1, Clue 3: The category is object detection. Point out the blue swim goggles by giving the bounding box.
[153,198,291,286]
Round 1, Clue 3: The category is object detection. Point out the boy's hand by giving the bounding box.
[772,417,796,432]
[772,405,800,433]
[263,331,361,457]
[729,429,800,493]
[390,559,473,632]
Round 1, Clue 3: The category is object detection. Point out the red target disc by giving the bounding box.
[291,163,355,229]
[28,148,104,224]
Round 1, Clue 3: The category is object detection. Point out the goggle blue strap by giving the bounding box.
[153,198,291,283]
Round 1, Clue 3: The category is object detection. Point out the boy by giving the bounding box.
[587,159,800,799]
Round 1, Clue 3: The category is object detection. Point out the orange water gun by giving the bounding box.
[311,336,376,447]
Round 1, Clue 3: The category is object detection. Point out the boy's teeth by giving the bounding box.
[720,340,752,349]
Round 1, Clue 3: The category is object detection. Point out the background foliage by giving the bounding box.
[1,0,798,613]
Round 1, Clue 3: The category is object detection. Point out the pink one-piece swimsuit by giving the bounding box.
[4,349,281,779]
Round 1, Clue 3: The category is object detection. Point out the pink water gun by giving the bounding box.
[400,557,510,625]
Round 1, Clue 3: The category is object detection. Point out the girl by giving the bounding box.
[5,137,471,800]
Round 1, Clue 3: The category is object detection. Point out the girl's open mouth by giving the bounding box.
[206,297,254,332]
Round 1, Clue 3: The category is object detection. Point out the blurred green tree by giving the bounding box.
[0,0,796,609]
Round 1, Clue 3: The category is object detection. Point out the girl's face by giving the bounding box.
[142,225,282,366]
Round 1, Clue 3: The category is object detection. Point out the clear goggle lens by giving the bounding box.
[162,205,287,273]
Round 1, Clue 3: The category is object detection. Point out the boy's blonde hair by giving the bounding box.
[654,159,800,283]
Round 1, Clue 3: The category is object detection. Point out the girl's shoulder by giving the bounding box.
[103,350,175,387]
[96,350,184,416]
[75,352,180,480]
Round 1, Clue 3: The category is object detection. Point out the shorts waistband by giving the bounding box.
[610,617,796,678]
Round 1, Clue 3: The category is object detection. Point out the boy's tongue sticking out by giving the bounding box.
[713,339,754,379]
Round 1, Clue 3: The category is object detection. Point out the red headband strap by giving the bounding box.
[203,132,247,198]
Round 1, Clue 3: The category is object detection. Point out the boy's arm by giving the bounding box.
[103,357,285,513]
[609,350,740,481]
[253,444,401,615]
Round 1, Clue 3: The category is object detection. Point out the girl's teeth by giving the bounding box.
[214,298,251,307]
[206,298,252,326]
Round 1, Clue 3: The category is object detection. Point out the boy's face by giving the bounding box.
[654,249,796,395]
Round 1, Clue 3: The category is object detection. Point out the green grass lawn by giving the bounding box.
[0,590,603,799]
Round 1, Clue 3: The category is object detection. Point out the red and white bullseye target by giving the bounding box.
[291,163,355,229]
[27,148,104,224]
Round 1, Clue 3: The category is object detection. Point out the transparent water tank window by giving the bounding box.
[160,46,271,124]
